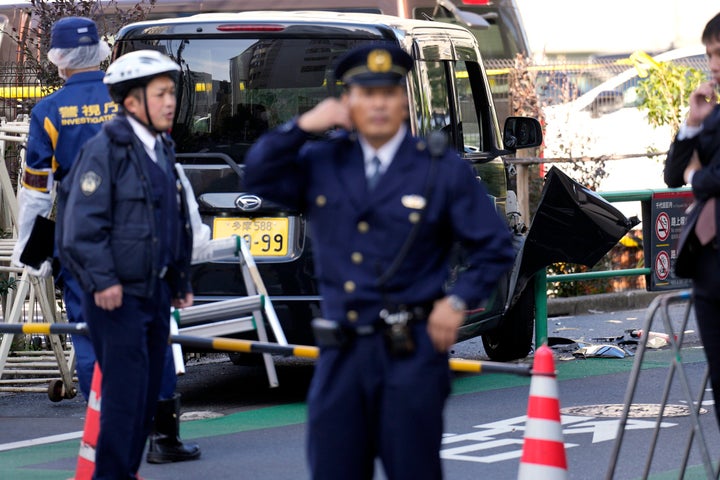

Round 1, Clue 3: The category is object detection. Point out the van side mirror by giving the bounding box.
[433,0,490,28]
[503,117,543,151]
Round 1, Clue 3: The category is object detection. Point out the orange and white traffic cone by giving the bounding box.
[73,362,102,480]
[518,344,568,480]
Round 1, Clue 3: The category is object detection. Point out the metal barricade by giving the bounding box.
[0,121,74,398]
[606,290,717,479]
[0,235,290,398]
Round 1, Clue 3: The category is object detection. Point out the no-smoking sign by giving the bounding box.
[655,251,670,280]
[650,191,693,290]
[655,212,670,241]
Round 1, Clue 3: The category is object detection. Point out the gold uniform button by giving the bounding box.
[351,252,363,264]
[315,195,327,207]
[416,141,426,151]
[357,221,369,233]
[408,212,421,223]
[347,310,358,322]
[344,281,356,293]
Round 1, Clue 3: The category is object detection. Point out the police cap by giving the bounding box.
[334,44,413,87]
[50,17,100,49]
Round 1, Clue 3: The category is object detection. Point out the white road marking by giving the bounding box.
[0,431,82,452]
[441,415,677,463]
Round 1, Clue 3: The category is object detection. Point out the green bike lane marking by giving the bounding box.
[0,347,707,478]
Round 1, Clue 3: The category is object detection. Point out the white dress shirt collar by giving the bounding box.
[358,123,407,176]
[126,114,164,163]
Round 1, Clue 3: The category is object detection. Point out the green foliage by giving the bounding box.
[636,60,705,137]
[546,262,612,298]
[0,275,17,296]
[7,0,155,90]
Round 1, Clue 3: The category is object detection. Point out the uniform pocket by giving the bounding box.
[111,224,151,282]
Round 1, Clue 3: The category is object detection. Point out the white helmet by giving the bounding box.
[104,49,180,103]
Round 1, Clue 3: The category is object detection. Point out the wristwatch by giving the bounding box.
[447,295,467,313]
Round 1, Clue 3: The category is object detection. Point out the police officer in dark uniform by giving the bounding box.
[59,50,194,479]
[11,17,200,466]
[12,16,115,392]
[246,43,515,480]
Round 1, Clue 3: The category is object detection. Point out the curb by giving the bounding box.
[547,290,666,317]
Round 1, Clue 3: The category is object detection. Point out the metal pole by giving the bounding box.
[534,269,548,347]
[0,323,534,377]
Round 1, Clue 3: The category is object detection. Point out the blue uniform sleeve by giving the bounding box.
[445,156,515,307]
[244,120,312,210]
[60,141,119,293]
[22,101,57,192]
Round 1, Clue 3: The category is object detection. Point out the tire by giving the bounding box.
[482,278,535,361]
[47,379,65,403]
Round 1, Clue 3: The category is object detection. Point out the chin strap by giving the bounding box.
[124,86,165,134]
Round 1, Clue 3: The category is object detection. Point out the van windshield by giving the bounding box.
[119,37,369,164]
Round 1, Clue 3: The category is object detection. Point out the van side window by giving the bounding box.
[413,58,485,155]
[413,60,458,147]
[424,61,452,132]
[453,60,483,153]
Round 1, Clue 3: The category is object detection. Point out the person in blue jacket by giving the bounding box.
[11,17,200,466]
[59,49,195,479]
[11,16,115,395]
[245,43,515,480]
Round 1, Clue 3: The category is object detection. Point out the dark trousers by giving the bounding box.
[84,283,170,480]
[692,244,720,429]
[307,324,451,480]
[63,272,96,400]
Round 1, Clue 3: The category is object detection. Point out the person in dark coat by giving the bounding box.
[664,12,720,427]
[59,50,194,479]
[245,43,515,480]
[12,17,200,466]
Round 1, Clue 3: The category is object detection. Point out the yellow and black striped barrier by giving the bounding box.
[0,323,532,377]
[0,323,88,335]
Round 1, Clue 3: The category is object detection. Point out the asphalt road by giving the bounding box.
[0,299,715,479]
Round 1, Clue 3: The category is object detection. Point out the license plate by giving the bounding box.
[212,217,289,256]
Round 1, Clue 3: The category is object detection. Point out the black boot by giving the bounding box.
[146,394,201,464]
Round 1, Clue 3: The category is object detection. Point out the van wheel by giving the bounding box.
[482,278,535,361]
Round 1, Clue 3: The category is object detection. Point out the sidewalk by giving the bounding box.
[546,289,672,317]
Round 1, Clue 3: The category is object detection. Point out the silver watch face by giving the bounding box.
[449,295,466,312]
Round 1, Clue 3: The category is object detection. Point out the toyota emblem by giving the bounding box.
[235,194,262,211]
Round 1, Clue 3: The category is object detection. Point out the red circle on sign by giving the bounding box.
[655,251,670,280]
[655,212,670,241]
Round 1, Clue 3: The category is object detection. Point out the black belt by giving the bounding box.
[351,301,434,337]
[312,302,436,350]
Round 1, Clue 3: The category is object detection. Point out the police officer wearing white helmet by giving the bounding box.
[14,17,200,467]
[59,49,196,479]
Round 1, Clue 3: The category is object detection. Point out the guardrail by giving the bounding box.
[533,187,691,347]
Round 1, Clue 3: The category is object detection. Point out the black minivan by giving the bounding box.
[110,10,632,361]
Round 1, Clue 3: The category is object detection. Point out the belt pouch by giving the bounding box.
[311,318,349,348]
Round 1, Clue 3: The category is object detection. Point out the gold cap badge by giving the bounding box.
[367,49,392,73]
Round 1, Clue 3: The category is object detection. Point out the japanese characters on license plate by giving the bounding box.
[212,217,289,257]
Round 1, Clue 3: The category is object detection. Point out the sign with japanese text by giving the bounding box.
[649,191,693,291]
